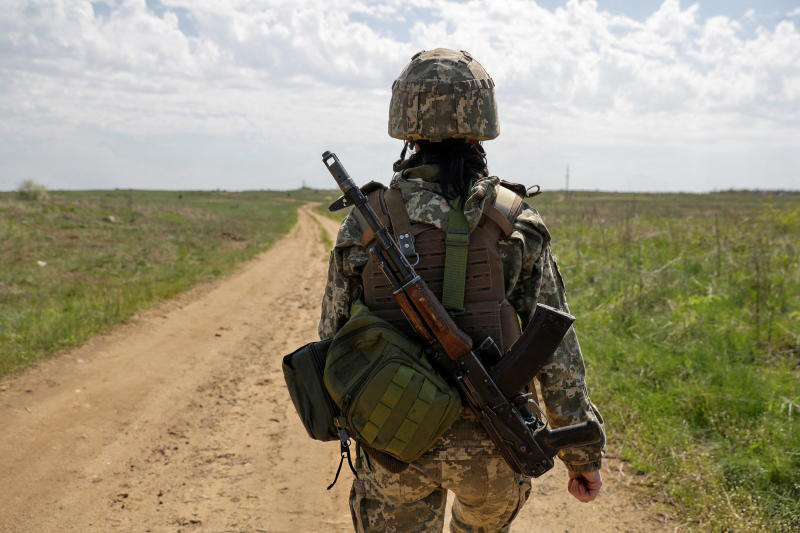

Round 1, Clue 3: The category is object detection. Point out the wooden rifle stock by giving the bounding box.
[395,280,472,359]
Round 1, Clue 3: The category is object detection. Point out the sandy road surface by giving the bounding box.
[1,205,674,533]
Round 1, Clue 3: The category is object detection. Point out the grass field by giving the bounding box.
[531,190,800,532]
[0,188,331,375]
[2,186,797,531]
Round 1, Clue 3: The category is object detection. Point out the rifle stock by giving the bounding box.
[537,420,603,456]
[398,279,472,358]
[323,151,602,478]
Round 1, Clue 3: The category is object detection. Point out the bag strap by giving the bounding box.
[442,198,470,312]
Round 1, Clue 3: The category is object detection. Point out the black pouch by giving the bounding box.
[282,339,339,442]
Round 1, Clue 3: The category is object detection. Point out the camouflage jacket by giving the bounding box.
[319,165,605,472]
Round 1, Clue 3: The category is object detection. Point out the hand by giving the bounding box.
[567,469,602,502]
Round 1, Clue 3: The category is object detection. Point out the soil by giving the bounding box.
[0,205,676,533]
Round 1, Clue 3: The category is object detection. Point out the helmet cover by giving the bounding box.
[388,48,499,142]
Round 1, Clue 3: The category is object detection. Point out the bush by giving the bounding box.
[17,180,49,202]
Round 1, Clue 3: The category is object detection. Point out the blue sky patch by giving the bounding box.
[145,0,198,37]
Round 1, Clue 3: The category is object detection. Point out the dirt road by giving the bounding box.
[0,205,674,533]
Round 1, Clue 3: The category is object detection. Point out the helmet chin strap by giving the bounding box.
[392,141,412,172]
[399,140,410,160]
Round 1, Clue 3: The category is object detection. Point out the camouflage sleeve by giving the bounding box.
[502,203,606,473]
[318,211,370,340]
[500,204,548,327]
[536,249,605,472]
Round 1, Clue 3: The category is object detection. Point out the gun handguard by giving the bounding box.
[322,151,602,478]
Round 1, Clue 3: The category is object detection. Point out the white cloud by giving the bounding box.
[0,0,798,191]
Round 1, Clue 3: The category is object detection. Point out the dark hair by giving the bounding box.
[393,139,488,203]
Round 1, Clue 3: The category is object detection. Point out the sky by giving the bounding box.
[1,0,799,192]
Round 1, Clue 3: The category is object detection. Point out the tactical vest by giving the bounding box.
[360,183,524,352]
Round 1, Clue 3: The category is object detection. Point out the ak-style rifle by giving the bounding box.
[322,151,602,477]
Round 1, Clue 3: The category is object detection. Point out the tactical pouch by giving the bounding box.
[282,338,340,442]
[324,301,462,463]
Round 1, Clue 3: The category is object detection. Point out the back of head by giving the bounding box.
[397,139,488,203]
[389,48,499,142]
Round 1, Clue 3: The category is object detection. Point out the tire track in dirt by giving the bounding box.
[0,204,675,533]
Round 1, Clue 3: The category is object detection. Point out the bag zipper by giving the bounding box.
[331,322,387,346]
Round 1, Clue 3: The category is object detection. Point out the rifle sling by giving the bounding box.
[359,186,390,247]
[384,189,417,257]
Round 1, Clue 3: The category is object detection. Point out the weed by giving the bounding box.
[16,180,49,202]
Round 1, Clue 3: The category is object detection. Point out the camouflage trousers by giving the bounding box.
[349,410,532,533]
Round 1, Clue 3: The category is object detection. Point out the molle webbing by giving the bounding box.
[361,186,523,352]
[360,366,441,456]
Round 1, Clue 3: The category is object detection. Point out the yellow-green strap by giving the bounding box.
[442,198,469,311]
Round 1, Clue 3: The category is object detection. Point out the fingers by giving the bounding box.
[582,470,603,491]
[568,478,595,502]
[567,470,602,503]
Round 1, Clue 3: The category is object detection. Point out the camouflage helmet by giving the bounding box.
[388,48,499,142]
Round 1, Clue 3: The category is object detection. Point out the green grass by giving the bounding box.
[0,189,305,375]
[310,191,347,223]
[530,190,800,532]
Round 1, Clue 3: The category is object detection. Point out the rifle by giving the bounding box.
[322,151,602,477]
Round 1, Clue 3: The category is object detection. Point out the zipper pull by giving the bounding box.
[327,428,358,490]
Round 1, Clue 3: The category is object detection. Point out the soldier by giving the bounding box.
[319,48,605,533]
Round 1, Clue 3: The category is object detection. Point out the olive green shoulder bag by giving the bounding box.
[324,301,462,464]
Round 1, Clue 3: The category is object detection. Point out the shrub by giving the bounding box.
[17,180,49,202]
